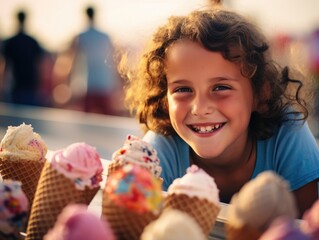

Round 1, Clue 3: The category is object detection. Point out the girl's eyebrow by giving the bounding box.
[210,75,241,81]
[167,75,241,85]
[167,79,189,85]
[219,74,249,82]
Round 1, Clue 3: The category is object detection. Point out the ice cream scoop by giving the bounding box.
[0,180,29,239]
[0,123,47,162]
[108,135,162,178]
[141,208,206,240]
[105,163,162,214]
[228,171,297,231]
[51,142,103,190]
[226,171,298,240]
[44,204,115,240]
[167,164,219,203]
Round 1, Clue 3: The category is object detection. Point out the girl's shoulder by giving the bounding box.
[255,119,319,191]
[259,118,316,148]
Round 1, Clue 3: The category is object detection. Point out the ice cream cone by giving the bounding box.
[25,161,99,240]
[164,193,220,236]
[103,164,163,240]
[0,157,45,205]
[102,196,158,240]
[226,171,298,240]
[225,224,263,240]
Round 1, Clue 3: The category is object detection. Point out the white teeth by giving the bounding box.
[192,124,223,133]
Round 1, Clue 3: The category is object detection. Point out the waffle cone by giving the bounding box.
[102,195,158,240]
[164,193,220,236]
[107,161,122,177]
[25,161,99,240]
[0,157,45,205]
[225,224,263,240]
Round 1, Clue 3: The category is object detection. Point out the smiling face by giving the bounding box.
[166,40,255,163]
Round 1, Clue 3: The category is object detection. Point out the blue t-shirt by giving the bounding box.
[143,120,319,192]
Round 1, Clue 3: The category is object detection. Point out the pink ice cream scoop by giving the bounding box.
[51,142,103,190]
[44,204,115,240]
[300,199,319,239]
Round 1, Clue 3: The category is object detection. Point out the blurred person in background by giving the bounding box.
[1,9,45,106]
[66,6,122,115]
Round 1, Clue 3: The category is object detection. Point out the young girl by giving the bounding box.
[122,9,319,217]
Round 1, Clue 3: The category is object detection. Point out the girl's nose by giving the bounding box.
[191,94,213,116]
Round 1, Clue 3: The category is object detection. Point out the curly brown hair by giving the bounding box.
[122,9,308,140]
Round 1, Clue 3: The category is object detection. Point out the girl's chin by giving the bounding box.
[191,148,220,160]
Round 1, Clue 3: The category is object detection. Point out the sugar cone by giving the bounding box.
[107,161,122,177]
[0,157,45,205]
[25,161,99,240]
[164,193,220,236]
[225,224,263,240]
[102,194,158,240]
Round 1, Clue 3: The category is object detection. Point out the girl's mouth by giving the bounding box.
[189,123,225,134]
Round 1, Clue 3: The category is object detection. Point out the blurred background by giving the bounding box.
[0,0,318,158]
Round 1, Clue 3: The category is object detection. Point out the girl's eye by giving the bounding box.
[213,85,231,91]
[174,87,192,93]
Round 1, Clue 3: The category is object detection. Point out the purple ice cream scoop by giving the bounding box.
[259,217,310,240]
